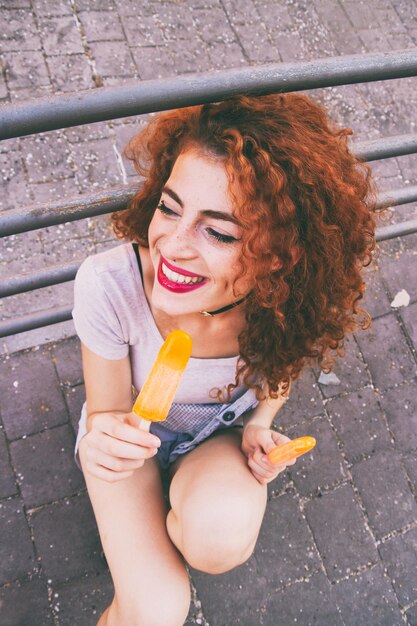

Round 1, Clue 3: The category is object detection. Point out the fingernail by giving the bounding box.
[262,456,268,463]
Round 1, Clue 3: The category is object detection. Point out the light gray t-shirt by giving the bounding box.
[72,243,248,414]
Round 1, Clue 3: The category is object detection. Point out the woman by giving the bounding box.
[73,93,376,625]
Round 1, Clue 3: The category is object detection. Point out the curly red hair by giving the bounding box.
[112,94,377,401]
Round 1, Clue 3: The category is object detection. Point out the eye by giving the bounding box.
[157,200,177,216]
[206,228,239,244]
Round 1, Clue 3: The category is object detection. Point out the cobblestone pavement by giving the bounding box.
[1,0,417,624]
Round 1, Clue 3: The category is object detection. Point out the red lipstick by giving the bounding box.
[157,257,207,293]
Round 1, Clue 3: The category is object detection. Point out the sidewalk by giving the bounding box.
[1,1,417,624]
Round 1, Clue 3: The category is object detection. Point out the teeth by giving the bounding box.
[162,263,204,285]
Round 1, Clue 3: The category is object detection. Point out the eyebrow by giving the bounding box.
[162,185,241,226]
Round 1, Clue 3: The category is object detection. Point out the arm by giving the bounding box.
[241,384,294,485]
[79,343,161,482]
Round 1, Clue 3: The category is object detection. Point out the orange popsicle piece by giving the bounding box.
[132,329,192,430]
[267,436,316,465]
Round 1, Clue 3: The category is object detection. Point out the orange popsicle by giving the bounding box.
[267,436,316,465]
[132,329,192,430]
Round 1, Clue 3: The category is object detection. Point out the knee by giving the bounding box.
[110,577,191,626]
[169,496,261,575]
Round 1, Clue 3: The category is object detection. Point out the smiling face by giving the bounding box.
[147,148,252,319]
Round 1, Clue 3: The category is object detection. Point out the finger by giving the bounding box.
[93,449,147,473]
[248,456,272,480]
[96,414,161,448]
[99,434,158,460]
[89,464,135,483]
[271,432,292,447]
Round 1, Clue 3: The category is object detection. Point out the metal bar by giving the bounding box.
[0,262,80,298]
[1,49,417,140]
[353,134,417,161]
[2,210,417,338]
[376,185,417,209]
[2,185,417,298]
[1,137,417,238]
[0,183,138,237]
[376,218,417,241]
[0,306,72,338]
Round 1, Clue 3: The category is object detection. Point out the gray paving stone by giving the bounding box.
[0,348,68,439]
[30,493,105,584]
[256,493,320,587]
[262,571,343,626]
[232,22,279,63]
[0,0,31,7]
[360,263,392,319]
[407,605,417,626]
[53,571,113,626]
[331,563,404,626]
[193,7,236,45]
[190,559,269,626]
[39,15,84,55]
[0,150,29,211]
[317,335,370,398]
[89,40,137,78]
[0,576,54,626]
[47,53,95,93]
[77,0,116,10]
[10,424,84,508]
[0,70,7,100]
[403,454,417,493]
[208,39,248,70]
[273,368,323,430]
[289,416,349,497]
[2,50,49,89]
[29,178,81,209]
[379,527,417,608]
[0,429,18,498]
[0,497,36,585]
[51,336,83,386]
[378,381,417,452]
[401,301,417,352]
[379,248,417,302]
[80,9,125,42]
[352,449,417,538]
[327,387,392,463]
[155,3,195,41]
[0,8,41,52]
[65,384,85,437]
[354,314,416,391]
[33,0,73,16]
[131,44,178,80]
[21,132,73,184]
[171,37,214,73]
[120,12,165,46]
[71,138,123,192]
[304,484,378,581]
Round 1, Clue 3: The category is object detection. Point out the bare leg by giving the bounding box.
[167,429,267,574]
[78,439,191,626]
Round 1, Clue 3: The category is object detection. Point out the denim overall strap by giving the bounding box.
[167,387,259,464]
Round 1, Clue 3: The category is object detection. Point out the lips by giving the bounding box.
[157,256,207,293]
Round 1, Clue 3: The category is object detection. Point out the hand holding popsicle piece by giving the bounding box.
[132,329,192,431]
[267,436,316,465]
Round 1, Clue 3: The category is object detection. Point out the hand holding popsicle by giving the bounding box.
[132,329,193,431]
[267,436,316,465]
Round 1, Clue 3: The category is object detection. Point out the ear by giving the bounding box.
[271,256,282,272]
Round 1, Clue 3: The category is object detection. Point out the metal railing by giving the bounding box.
[1,49,417,338]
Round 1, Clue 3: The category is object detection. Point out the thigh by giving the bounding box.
[78,439,190,621]
[167,429,267,569]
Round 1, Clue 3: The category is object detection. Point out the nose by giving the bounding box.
[162,219,198,260]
